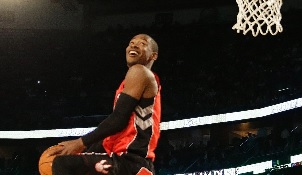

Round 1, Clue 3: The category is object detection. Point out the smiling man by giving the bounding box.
[48,34,161,175]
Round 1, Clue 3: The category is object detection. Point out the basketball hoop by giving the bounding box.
[232,0,283,37]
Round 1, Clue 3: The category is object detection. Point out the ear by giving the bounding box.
[150,52,158,61]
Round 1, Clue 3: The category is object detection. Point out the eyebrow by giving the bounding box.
[131,36,149,42]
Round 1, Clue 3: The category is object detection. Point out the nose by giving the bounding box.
[130,42,139,48]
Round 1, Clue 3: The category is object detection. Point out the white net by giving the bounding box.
[232,0,283,37]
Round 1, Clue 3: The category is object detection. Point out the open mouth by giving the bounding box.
[129,50,139,56]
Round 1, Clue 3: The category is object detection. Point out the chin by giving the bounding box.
[126,58,135,64]
[128,62,144,67]
[127,62,136,67]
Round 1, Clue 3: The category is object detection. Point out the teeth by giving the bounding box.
[129,51,138,55]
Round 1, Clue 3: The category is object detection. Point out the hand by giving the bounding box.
[95,160,112,174]
[48,138,86,156]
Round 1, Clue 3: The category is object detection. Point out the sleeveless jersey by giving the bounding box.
[102,73,161,162]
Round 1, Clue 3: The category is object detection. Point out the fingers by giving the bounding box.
[57,139,85,154]
[95,160,112,174]
[47,146,64,157]
[58,141,67,146]
[99,160,107,165]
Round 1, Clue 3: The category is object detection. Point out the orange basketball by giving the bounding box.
[38,145,63,175]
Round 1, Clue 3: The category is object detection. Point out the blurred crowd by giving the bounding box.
[154,117,302,174]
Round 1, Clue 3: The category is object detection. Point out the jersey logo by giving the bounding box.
[134,104,154,130]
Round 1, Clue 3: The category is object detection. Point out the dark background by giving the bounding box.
[0,0,301,130]
[0,0,302,174]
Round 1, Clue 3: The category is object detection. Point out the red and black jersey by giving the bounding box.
[103,73,161,162]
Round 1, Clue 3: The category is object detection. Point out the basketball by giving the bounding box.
[38,145,63,175]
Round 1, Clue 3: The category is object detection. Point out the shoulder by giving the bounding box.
[126,64,154,81]
[123,64,157,99]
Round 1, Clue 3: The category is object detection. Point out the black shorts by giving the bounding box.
[52,152,155,175]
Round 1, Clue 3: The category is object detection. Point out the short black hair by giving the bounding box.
[149,36,158,53]
[142,34,158,53]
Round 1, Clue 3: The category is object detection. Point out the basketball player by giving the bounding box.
[48,34,161,175]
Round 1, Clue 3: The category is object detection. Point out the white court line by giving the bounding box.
[0,98,301,139]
